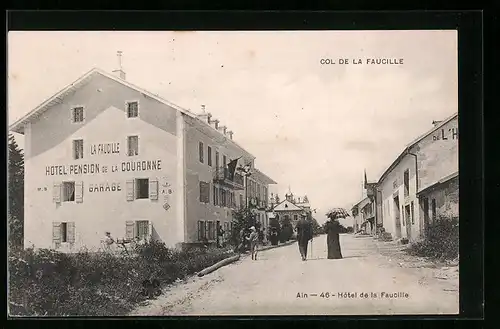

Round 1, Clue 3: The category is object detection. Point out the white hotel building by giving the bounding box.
[10,67,276,251]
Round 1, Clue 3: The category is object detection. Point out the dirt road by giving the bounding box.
[131,234,459,316]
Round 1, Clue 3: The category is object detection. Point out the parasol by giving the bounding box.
[326,207,351,220]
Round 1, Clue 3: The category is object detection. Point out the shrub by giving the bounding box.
[8,242,235,317]
[406,215,459,260]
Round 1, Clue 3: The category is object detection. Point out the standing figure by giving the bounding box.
[247,226,259,260]
[237,227,247,253]
[325,218,343,259]
[296,213,313,261]
[103,231,115,253]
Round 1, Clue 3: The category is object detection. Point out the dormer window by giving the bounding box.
[126,101,139,118]
[71,106,85,123]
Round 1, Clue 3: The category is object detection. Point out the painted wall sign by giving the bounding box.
[90,143,120,155]
[433,128,458,141]
[46,164,101,176]
[120,160,162,172]
[44,160,162,176]
[37,187,48,192]
[89,182,122,192]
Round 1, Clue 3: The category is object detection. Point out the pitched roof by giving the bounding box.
[417,171,459,195]
[273,199,303,212]
[252,168,277,185]
[9,67,197,134]
[351,196,371,210]
[377,112,458,184]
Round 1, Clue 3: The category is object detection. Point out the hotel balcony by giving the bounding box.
[213,167,245,190]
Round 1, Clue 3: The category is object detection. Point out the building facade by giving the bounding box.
[376,113,458,242]
[351,197,375,234]
[271,192,312,228]
[10,68,276,251]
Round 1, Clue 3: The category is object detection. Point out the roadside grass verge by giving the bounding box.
[8,241,235,317]
[406,215,459,261]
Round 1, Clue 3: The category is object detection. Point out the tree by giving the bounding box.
[8,134,24,249]
[230,207,259,247]
[311,217,323,236]
[279,216,293,242]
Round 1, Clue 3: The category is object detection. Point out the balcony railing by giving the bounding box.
[213,167,244,190]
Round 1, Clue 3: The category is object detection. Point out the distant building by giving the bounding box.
[271,191,312,228]
[375,113,458,241]
[351,196,375,234]
[9,67,276,251]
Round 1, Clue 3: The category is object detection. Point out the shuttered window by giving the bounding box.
[136,178,149,199]
[199,142,204,163]
[125,221,136,239]
[75,181,84,203]
[67,222,75,243]
[149,178,158,200]
[71,106,85,123]
[73,139,84,160]
[53,183,62,203]
[207,221,215,240]
[127,101,139,118]
[221,189,226,207]
[126,180,135,201]
[215,151,220,168]
[198,220,206,241]
[53,222,75,245]
[207,146,212,166]
[199,181,210,203]
[62,181,75,202]
[127,136,139,156]
[136,221,150,240]
[53,222,61,245]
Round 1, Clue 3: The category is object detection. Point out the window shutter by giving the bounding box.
[52,222,61,244]
[126,180,135,201]
[67,222,76,243]
[70,108,75,123]
[75,181,84,203]
[53,183,62,203]
[125,221,135,239]
[148,221,153,240]
[149,178,159,200]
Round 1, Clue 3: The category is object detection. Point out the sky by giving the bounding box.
[8,31,457,225]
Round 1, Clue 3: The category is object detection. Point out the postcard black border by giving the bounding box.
[5,10,484,327]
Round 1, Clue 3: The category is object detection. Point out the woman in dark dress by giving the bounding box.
[325,218,343,259]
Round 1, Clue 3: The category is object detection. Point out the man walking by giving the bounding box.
[296,213,313,261]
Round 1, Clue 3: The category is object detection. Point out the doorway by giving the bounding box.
[422,197,430,237]
[405,205,412,239]
[393,196,402,238]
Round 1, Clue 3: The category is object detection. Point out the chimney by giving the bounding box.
[210,119,219,130]
[227,130,234,140]
[432,120,443,127]
[218,125,227,135]
[197,112,212,124]
[112,51,126,80]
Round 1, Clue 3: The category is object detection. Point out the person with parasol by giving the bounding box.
[325,208,350,259]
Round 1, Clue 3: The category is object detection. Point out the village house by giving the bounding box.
[271,191,312,228]
[351,196,375,234]
[375,113,458,242]
[9,66,276,251]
